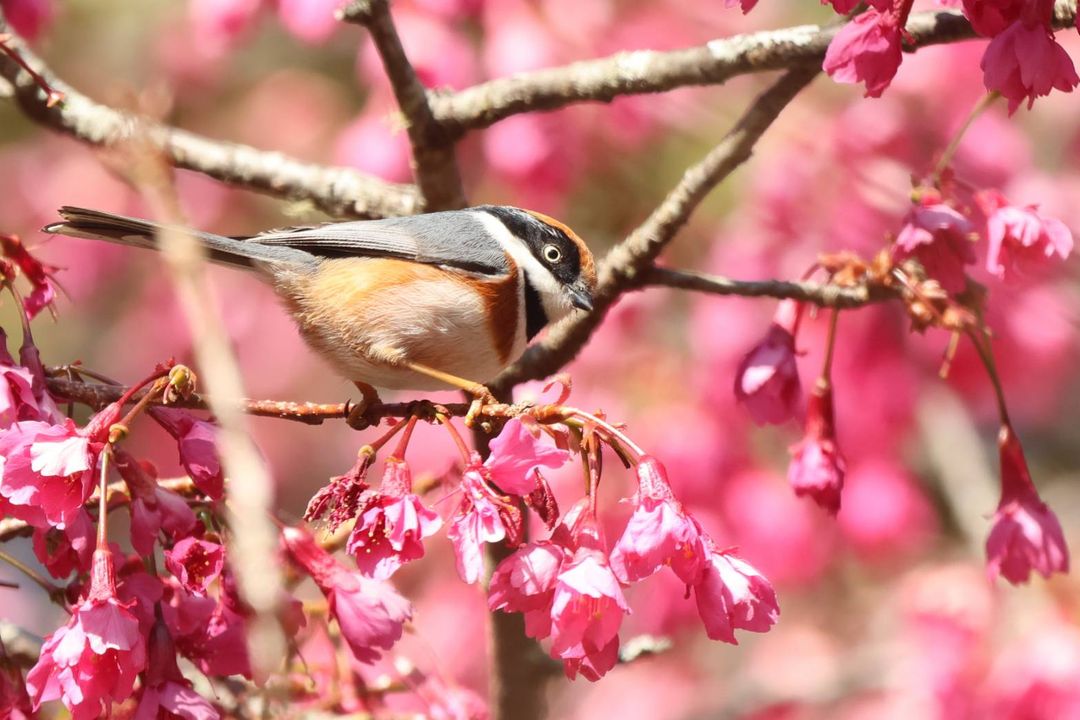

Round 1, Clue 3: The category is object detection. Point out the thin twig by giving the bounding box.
[338,0,465,210]
[491,66,821,392]
[0,21,420,220]
[645,267,892,307]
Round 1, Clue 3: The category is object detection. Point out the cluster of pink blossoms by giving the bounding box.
[732,175,1073,585]
[305,417,780,682]
[814,0,1079,111]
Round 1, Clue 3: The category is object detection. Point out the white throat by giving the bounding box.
[475,212,573,322]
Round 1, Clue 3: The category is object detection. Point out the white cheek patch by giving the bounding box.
[475,212,572,322]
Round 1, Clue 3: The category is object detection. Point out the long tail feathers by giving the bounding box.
[43,206,312,270]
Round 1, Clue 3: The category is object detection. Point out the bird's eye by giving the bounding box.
[543,244,562,263]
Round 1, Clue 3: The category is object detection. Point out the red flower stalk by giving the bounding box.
[986,425,1069,584]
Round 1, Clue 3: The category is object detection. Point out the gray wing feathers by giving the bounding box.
[252,212,511,276]
[44,206,315,270]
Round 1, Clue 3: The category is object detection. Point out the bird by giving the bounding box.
[44,205,596,424]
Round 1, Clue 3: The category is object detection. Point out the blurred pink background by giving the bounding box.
[2,0,1079,717]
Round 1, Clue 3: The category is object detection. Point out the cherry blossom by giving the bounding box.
[282,526,412,664]
[610,456,706,584]
[734,300,803,425]
[692,541,780,644]
[488,540,571,639]
[788,381,846,515]
[151,408,225,500]
[26,549,147,720]
[986,425,1069,584]
[823,9,905,98]
[981,22,1079,113]
[893,192,976,294]
[346,457,443,579]
[165,538,226,595]
[447,463,522,584]
[977,190,1073,278]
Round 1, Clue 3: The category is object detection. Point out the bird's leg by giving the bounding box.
[346,380,382,430]
[403,362,495,428]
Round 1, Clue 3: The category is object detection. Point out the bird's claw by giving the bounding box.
[464,385,497,429]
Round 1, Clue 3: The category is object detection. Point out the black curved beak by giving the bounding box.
[569,283,594,312]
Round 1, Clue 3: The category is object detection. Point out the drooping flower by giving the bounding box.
[31,507,93,578]
[0,404,117,528]
[548,517,629,682]
[117,452,199,556]
[981,21,1079,113]
[986,425,1069,584]
[151,408,224,499]
[133,620,220,720]
[26,549,148,720]
[610,456,707,584]
[787,380,846,515]
[823,9,904,98]
[961,0,1027,37]
[0,330,47,429]
[345,457,443,580]
[485,418,571,496]
[0,234,59,320]
[165,538,226,596]
[692,541,780,644]
[282,526,412,664]
[447,461,523,584]
[162,581,251,679]
[734,300,803,425]
[489,540,572,640]
[892,192,976,294]
[304,446,375,531]
[976,189,1073,279]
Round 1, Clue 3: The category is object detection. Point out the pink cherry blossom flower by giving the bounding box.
[610,456,707,584]
[976,189,1073,278]
[0,405,117,527]
[0,331,47,428]
[788,381,846,515]
[485,418,571,495]
[986,425,1069,584]
[163,585,251,679]
[447,462,523,584]
[26,549,147,720]
[165,538,226,596]
[692,541,779,644]
[151,408,224,499]
[346,457,442,580]
[734,300,804,425]
[31,508,93,578]
[489,540,572,640]
[893,193,976,294]
[724,0,758,13]
[133,621,219,720]
[549,543,629,681]
[0,234,59,320]
[282,526,412,664]
[823,9,904,98]
[117,452,198,556]
[981,21,1079,113]
[1,0,55,41]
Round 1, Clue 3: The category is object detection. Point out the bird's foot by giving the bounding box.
[346,381,382,430]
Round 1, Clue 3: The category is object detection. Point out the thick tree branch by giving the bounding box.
[646,267,893,307]
[430,3,1077,135]
[339,0,466,210]
[491,66,820,392]
[0,23,421,219]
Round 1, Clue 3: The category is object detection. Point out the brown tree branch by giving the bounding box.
[428,7,991,135]
[338,0,466,211]
[646,267,893,307]
[491,66,821,392]
[0,20,421,219]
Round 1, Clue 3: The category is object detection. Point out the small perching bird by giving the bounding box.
[45,205,597,422]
